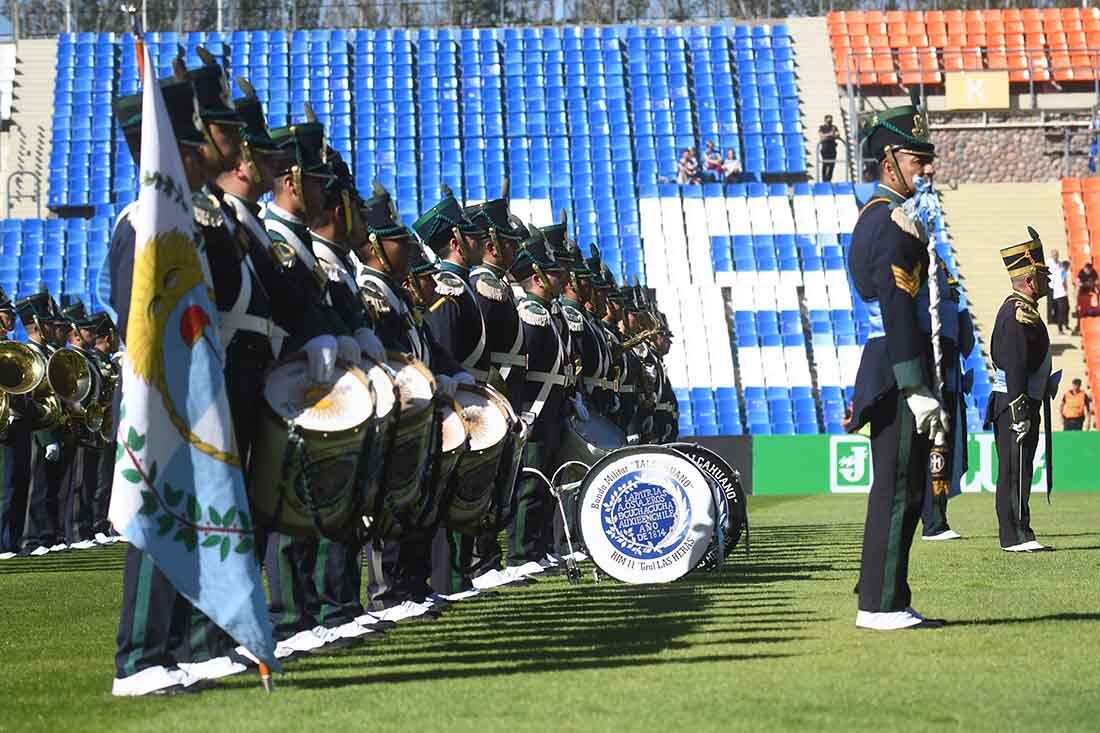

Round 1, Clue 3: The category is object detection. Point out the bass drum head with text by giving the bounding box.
[578,446,715,584]
[668,442,747,565]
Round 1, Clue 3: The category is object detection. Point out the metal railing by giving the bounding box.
[5,169,41,219]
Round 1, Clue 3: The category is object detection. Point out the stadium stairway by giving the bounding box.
[0,39,56,219]
[787,17,846,182]
[942,181,1087,402]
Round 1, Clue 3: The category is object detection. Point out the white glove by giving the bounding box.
[45,442,61,462]
[904,387,943,436]
[435,374,457,397]
[1012,420,1032,443]
[336,335,360,367]
[302,334,338,383]
[453,372,476,386]
[354,327,386,365]
[572,393,590,421]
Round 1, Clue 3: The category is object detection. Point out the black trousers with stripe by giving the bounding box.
[994,408,1040,548]
[858,389,930,613]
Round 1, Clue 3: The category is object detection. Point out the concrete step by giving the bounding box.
[788,17,847,182]
[942,182,1088,411]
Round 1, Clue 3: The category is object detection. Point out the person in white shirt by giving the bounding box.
[1046,250,1069,334]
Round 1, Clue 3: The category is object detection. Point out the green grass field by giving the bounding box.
[2,493,1098,732]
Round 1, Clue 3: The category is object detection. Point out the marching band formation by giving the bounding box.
[82,51,684,696]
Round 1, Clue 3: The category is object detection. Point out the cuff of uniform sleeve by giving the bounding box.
[892,358,927,391]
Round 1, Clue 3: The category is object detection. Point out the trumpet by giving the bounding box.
[0,341,62,429]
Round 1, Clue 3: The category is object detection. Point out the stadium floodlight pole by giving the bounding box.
[65,0,71,33]
[216,0,222,32]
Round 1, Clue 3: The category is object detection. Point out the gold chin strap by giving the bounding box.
[884,147,912,198]
[368,232,393,276]
[452,226,471,268]
[240,141,263,185]
[569,271,579,294]
[342,190,353,237]
[405,274,425,307]
[291,165,307,220]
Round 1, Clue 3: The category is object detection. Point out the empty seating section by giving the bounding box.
[829,7,1100,85]
[22,22,1000,436]
[1060,178,1100,413]
[49,33,116,209]
[1,43,14,121]
[735,25,802,175]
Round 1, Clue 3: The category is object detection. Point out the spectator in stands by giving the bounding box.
[1048,258,1069,335]
[703,141,723,182]
[722,148,742,182]
[819,115,839,182]
[1079,261,1098,292]
[1060,379,1092,431]
[677,148,700,184]
[1076,261,1100,331]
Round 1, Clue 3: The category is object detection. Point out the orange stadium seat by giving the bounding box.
[1080,178,1100,193]
[946,20,966,38]
[865,10,885,25]
[985,16,1005,35]
[1063,178,1082,194]
[1025,32,1046,49]
[1029,51,1051,82]
[1002,8,1022,23]
[886,10,905,25]
[1042,8,1062,24]
[832,33,851,49]
[829,24,848,38]
[927,29,947,48]
[926,10,944,25]
[865,21,887,37]
[969,31,989,48]
[898,47,920,84]
[1062,15,1082,33]
[850,34,870,50]
[905,21,926,37]
[873,51,897,85]
[908,33,930,48]
[869,34,890,49]
[846,22,867,37]
[944,9,963,24]
[1021,8,1041,25]
[1005,20,1025,34]
[1071,52,1096,80]
[1064,30,1085,49]
[1007,51,1030,82]
[987,48,1008,70]
[1049,32,1070,50]
[1085,30,1100,49]
[1004,32,1025,50]
[1052,51,1073,81]
[887,21,907,38]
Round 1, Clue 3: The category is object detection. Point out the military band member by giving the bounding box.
[465,193,528,402]
[16,291,67,557]
[986,229,1055,553]
[583,246,620,417]
[90,312,120,545]
[651,311,679,443]
[623,286,659,444]
[57,296,103,550]
[0,288,23,559]
[507,228,569,568]
[463,194,528,580]
[354,185,462,621]
[847,98,945,630]
[107,76,219,695]
[602,271,642,438]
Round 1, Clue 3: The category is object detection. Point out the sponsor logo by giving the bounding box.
[830,435,874,493]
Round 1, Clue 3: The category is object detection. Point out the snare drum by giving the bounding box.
[250,356,377,543]
[446,384,512,535]
[668,442,747,569]
[372,352,438,539]
[415,397,468,530]
[556,413,626,468]
[362,359,400,516]
[577,446,715,584]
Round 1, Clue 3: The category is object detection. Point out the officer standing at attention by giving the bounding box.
[507,227,568,569]
[847,96,946,630]
[90,312,121,545]
[986,228,1056,553]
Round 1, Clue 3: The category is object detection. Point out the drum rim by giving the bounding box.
[577,445,716,582]
[383,350,437,416]
[262,354,376,438]
[454,382,514,454]
[666,442,747,523]
[567,412,626,446]
[364,360,400,419]
[438,394,470,454]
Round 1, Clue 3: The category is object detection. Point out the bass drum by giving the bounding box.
[667,442,747,569]
[446,384,511,535]
[556,412,626,468]
[372,353,438,539]
[577,446,715,584]
[415,396,468,530]
[250,356,377,544]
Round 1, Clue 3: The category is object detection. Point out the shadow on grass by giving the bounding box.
[952,612,1100,627]
[0,548,125,575]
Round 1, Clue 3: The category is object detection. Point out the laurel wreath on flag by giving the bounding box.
[116,410,254,560]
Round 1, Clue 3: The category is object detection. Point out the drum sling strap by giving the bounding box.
[458,298,489,381]
[524,318,564,421]
[225,196,288,355]
[362,272,426,363]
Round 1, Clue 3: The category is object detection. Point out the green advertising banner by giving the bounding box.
[752,432,1100,496]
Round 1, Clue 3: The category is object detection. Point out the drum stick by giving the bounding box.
[258,662,274,693]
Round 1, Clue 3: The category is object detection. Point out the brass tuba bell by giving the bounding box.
[0,341,61,429]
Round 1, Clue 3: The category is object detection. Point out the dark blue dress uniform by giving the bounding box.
[0,288,32,554]
[357,186,459,612]
[466,198,529,402]
[847,99,942,621]
[507,229,569,565]
[10,293,65,555]
[986,231,1054,550]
